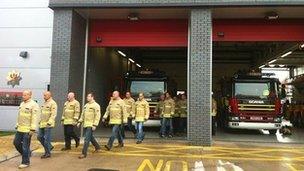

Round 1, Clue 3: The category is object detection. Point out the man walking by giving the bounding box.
[102,91,126,151]
[61,92,80,151]
[38,91,57,159]
[14,90,39,169]
[133,93,150,144]
[77,93,101,159]
[123,92,136,137]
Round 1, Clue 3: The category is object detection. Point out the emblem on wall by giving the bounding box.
[6,70,22,88]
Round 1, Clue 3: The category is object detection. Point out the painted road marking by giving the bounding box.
[217,160,243,171]
[137,159,189,171]
[34,142,304,162]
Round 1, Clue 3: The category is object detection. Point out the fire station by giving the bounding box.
[48,0,304,145]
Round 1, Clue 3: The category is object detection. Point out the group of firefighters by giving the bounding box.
[13,89,194,169]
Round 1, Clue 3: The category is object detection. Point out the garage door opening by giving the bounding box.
[86,47,188,140]
[212,41,304,143]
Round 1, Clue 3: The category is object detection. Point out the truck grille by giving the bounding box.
[238,104,275,111]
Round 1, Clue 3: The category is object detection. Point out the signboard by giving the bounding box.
[0,91,22,106]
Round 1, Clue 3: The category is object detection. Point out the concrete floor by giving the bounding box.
[2,126,304,171]
[1,139,304,171]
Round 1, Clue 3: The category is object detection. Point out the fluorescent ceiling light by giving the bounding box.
[279,65,285,67]
[136,64,141,68]
[269,64,275,67]
[281,51,292,58]
[269,59,277,64]
[300,44,304,49]
[128,58,135,63]
[118,50,126,57]
[259,65,265,69]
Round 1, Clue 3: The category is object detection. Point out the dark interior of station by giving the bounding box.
[85,41,304,143]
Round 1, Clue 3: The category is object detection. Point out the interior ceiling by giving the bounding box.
[77,7,304,19]
[119,42,304,67]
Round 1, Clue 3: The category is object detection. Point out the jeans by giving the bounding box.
[82,127,100,156]
[135,122,144,141]
[107,124,123,149]
[127,118,136,134]
[179,118,187,133]
[13,132,31,165]
[64,125,79,149]
[161,118,173,136]
[37,127,52,155]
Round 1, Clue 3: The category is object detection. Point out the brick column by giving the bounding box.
[188,9,212,146]
[50,9,86,140]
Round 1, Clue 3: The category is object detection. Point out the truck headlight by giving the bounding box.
[274,117,282,122]
[229,116,240,121]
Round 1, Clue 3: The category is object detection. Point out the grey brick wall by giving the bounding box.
[50,9,86,140]
[188,8,212,146]
[49,0,304,8]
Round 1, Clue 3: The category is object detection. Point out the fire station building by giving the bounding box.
[48,0,304,145]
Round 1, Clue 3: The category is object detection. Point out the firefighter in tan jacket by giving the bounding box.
[61,92,80,151]
[132,93,150,144]
[38,91,57,159]
[122,92,136,136]
[102,91,126,150]
[14,90,39,169]
[77,93,101,159]
[160,92,175,138]
[177,94,187,133]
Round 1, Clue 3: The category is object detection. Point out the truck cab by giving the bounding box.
[125,70,168,126]
[224,73,283,134]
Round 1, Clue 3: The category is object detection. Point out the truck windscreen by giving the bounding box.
[130,81,165,98]
[234,82,273,99]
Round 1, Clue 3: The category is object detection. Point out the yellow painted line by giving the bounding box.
[286,164,300,171]
[42,150,304,162]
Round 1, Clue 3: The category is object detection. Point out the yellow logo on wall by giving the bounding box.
[6,70,22,88]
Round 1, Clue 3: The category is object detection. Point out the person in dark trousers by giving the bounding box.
[14,90,39,169]
[61,92,80,151]
[77,93,101,159]
[160,92,175,138]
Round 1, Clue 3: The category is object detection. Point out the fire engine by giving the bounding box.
[125,70,168,126]
[222,73,283,134]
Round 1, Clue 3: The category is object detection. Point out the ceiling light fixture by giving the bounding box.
[259,65,265,69]
[117,50,126,57]
[269,59,277,64]
[128,58,135,63]
[136,64,142,68]
[281,51,292,58]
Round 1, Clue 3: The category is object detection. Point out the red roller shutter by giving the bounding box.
[89,19,188,47]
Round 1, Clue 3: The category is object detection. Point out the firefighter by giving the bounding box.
[177,94,187,134]
[172,96,180,135]
[14,90,39,169]
[77,93,101,159]
[37,91,57,159]
[160,92,175,138]
[133,93,150,144]
[102,91,126,151]
[61,92,80,151]
[155,94,165,136]
[212,97,217,136]
[122,92,136,137]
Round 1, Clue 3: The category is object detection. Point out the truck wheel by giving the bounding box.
[269,130,277,135]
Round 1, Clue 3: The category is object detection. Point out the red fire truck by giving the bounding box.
[223,73,283,134]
